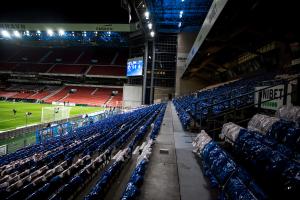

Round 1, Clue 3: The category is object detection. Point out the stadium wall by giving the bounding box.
[154,86,174,102]
[176,32,205,96]
[123,84,142,108]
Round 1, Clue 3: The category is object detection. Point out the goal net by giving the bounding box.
[41,106,71,123]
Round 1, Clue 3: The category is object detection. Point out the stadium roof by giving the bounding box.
[145,0,213,33]
[0,1,130,23]
[181,0,300,81]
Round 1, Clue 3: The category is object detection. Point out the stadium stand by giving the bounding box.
[0,103,166,200]
[48,64,89,75]
[13,63,53,73]
[173,72,300,199]
[42,86,121,106]
[42,48,82,64]
[87,65,126,77]
[77,48,116,64]
[0,63,17,72]
[9,48,49,62]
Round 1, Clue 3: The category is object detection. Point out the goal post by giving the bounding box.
[41,106,71,123]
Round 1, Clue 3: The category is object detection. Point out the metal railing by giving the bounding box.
[193,76,299,128]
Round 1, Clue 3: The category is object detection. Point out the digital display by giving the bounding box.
[127,57,144,76]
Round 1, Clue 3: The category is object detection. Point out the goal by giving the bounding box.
[41,106,71,123]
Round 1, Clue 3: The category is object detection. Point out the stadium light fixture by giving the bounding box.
[148,23,153,30]
[150,31,155,37]
[13,30,21,38]
[145,11,150,19]
[58,29,65,36]
[182,0,184,2]
[1,30,11,38]
[47,29,54,36]
[179,10,183,18]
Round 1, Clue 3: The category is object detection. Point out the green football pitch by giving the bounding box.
[0,101,104,131]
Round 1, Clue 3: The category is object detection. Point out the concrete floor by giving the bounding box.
[138,102,217,200]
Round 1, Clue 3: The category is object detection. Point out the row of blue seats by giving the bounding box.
[173,99,191,130]
[223,123,300,198]
[173,74,277,126]
[197,138,267,200]
[84,104,166,200]
[1,105,163,199]
[120,105,166,200]
[0,111,133,167]
[121,160,147,200]
[25,105,163,200]
[264,120,300,155]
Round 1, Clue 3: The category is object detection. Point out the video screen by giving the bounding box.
[127,57,143,76]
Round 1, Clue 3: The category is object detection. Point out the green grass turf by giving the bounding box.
[0,101,104,131]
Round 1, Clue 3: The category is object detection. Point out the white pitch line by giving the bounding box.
[0,117,22,123]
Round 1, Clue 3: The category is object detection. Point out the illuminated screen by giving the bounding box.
[127,57,143,76]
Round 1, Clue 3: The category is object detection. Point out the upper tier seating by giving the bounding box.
[9,48,49,62]
[0,62,17,71]
[77,49,116,64]
[87,65,126,76]
[48,64,89,74]
[42,49,82,64]
[13,63,53,73]
[0,45,18,62]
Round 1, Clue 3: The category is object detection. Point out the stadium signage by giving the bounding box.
[254,84,292,110]
[0,23,131,32]
[184,0,228,75]
[0,23,26,30]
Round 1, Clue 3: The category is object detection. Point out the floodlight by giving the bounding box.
[13,30,21,38]
[145,11,150,19]
[47,29,54,36]
[150,31,155,37]
[1,30,11,38]
[58,29,65,36]
[179,10,183,18]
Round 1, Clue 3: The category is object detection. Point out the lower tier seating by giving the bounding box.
[0,104,165,200]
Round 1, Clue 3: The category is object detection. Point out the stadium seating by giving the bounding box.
[13,63,53,73]
[44,86,120,106]
[221,120,300,198]
[87,65,126,76]
[120,106,166,200]
[48,64,89,74]
[0,104,166,200]
[193,131,267,200]
[84,104,166,200]
[77,48,116,64]
[42,48,82,63]
[9,48,49,62]
[0,62,17,72]
[0,91,18,98]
